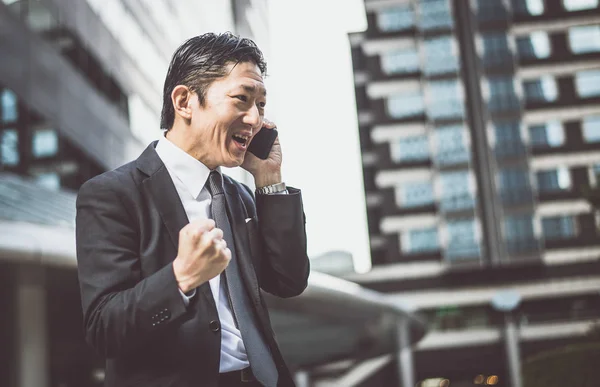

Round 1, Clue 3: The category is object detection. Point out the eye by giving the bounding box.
[258,102,266,109]
[234,95,248,102]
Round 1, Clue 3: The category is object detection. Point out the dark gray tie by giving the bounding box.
[207,171,278,387]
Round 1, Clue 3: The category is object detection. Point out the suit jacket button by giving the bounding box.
[209,320,220,332]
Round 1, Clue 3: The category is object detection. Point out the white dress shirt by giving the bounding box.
[155,136,250,372]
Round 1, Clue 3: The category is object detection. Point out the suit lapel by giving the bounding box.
[136,142,215,307]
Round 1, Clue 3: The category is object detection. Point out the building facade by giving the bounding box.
[0,1,269,386]
[349,0,600,385]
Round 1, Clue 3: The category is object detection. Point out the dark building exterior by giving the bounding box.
[349,0,600,385]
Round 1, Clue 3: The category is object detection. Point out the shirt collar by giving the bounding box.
[155,135,218,199]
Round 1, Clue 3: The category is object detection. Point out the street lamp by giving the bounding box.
[491,290,523,387]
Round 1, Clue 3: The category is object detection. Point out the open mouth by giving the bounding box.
[232,134,250,148]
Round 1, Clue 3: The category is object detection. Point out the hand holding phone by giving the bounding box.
[248,127,278,160]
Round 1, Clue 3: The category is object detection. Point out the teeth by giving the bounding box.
[234,134,249,141]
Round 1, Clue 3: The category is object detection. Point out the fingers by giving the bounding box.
[262,118,277,129]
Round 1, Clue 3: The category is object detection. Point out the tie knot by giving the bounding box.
[207,171,224,196]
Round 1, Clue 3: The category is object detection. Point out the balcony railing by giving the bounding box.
[440,194,475,212]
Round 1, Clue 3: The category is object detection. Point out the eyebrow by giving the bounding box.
[241,84,267,96]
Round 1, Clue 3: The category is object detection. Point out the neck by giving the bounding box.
[165,126,216,169]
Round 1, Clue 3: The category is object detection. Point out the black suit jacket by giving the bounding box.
[75,142,310,387]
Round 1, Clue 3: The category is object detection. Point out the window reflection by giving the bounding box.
[426,79,464,120]
[381,49,420,75]
[377,6,415,32]
[1,89,18,123]
[32,129,59,158]
[1,129,19,166]
[563,0,599,11]
[418,0,454,31]
[512,0,545,16]
[523,76,558,103]
[504,214,536,253]
[440,170,474,211]
[398,182,434,208]
[498,168,532,205]
[387,91,425,119]
[536,168,571,192]
[435,125,470,165]
[422,36,459,75]
[582,115,600,143]
[517,31,551,59]
[446,219,480,260]
[568,25,600,54]
[482,33,512,68]
[529,121,565,147]
[487,77,520,112]
[542,216,577,240]
[402,227,439,254]
[575,70,600,98]
[391,135,430,162]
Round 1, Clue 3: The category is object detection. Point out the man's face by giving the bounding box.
[188,61,266,168]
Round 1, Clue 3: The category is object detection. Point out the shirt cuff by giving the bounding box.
[179,288,197,306]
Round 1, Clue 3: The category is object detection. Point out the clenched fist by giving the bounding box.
[172,219,231,293]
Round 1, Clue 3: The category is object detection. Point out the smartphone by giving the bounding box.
[248,127,278,160]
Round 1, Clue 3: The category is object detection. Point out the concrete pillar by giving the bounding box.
[16,266,49,387]
[396,317,415,387]
[294,370,310,387]
[504,313,523,387]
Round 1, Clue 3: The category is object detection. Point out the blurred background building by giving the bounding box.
[0,1,427,387]
[349,0,600,385]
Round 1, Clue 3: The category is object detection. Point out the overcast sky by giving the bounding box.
[266,0,370,272]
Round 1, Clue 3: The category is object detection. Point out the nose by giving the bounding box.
[243,104,262,130]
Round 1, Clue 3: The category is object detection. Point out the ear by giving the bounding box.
[171,85,193,122]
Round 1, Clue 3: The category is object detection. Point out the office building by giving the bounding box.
[349,0,600,385]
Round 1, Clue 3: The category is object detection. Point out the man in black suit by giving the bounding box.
[75,32,310,387]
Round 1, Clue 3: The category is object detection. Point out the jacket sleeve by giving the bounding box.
[253,187,310,298]
[75,176,188,358]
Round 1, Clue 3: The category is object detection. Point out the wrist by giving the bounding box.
[172,259,194,294]
[254,170,282,188]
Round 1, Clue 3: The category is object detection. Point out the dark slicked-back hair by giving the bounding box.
[160,32,267,130]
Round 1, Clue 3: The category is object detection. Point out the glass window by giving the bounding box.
[422,36,459,75]
[563,0,599,11]
[536,168,571,192]
[381,48,420,75]
[477,0,508,22]
[495,122,526,157]
[402,227,439,253]
[1,129,19,166]
[523,76,558,103]
[1,89,18,123]
[499,168,531,203]
[377,6,415,32]
[391,135,430,162]
[435,124,470,165]
[399,182,434,207]
[505,214,535,240]
[568,25,600,54]
[32,129,58,158]
[418,0,454,31]
[36,173,61,191]
[387,91,425,119]
[440,170,474,211]
[582,115,600,143]
[426,79,464,120]
[575,70,600,98]
[482,33,512,68]
[542,216,576,240]
[446,219,480,259]
[517,32,551,59]
[504,214,537,253]
[512,0,545,15]
[487,76,520,112]
[529,121,565,147]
